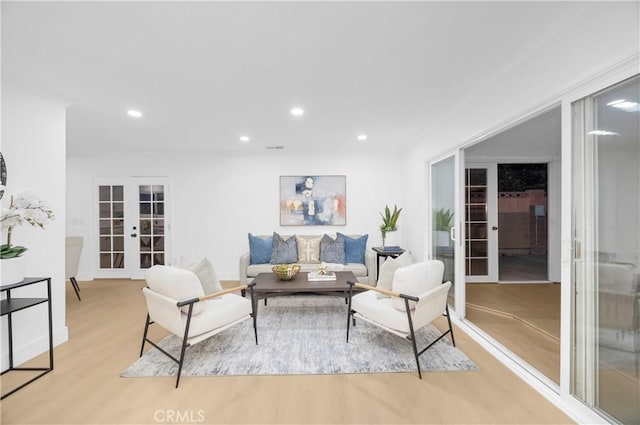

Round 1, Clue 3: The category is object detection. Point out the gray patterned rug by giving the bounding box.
[122,295,477,377]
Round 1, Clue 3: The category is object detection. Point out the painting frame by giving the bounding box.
[279,175,346,226]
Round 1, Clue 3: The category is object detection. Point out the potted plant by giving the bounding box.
[433,207,454,247]
[379,204,402,247]
[1,192,54,284]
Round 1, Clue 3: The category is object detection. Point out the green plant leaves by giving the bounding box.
[0,244,27,259]
[379,204,402,233]
[434,208,454,231]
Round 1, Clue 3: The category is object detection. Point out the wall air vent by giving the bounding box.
[265,146,285,150]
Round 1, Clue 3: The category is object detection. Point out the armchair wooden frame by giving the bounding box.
[140,282,257,388]
[346,281,455,379]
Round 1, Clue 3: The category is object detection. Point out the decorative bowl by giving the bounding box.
[272,264,301,281]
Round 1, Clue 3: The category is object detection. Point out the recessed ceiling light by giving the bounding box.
[607,99,638,109]
[127,109,143,118]
[239,135,250,143]
[357,134,368,141]
[588,130,620,136]
[290,107,304,117]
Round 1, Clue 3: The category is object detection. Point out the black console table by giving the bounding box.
[1,277,53,399]
[372,247,406,281]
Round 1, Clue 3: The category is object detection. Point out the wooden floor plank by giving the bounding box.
[0,279,573,424]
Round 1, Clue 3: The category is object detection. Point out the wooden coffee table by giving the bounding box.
[251,271,361,304]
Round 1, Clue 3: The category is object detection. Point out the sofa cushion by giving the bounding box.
[339,233,368,264]
[270,232,298,264]
[320,233,345,264]
[248,233,273,264]
[296,235,322,263]
[145,265,206,315]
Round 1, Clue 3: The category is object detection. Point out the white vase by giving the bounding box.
[384,232,400,248]
[1,256,26,286]
[435,230,451,247]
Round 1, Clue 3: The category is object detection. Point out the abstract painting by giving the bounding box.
[280,175,346,226]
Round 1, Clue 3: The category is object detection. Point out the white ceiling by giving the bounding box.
[2,1,639,157]
[465,106,561,160]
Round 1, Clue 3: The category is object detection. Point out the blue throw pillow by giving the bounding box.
[339,233,368,264]
[270,233,298,264]
[248,234,273,265]
[319,234,345,264]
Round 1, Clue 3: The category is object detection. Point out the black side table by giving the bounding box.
[1,277,53,399]
[372,247,406,281]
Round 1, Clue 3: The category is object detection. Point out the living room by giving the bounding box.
[2,2,639,424]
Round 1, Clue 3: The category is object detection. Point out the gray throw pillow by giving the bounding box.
[319,234,345,264]
[270,233,298,264]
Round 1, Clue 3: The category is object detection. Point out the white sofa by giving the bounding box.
[239,234,377,286]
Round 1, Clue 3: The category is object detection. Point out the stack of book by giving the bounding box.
[308,271,337,281]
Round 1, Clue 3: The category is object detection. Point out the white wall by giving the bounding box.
[1,85,68,368]
[67,152,402,280]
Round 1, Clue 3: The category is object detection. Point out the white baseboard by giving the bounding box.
[1,325,68,371]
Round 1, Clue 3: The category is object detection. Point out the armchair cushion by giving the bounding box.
[145,265,206,315]
[339,233,368,264]
[352,290,412,334]
[185,294,252,338]
[270,233,298,264]
[248,233,273,264]
[320,233,345,264]
[175,257,223,295]
[392,261,444,311]
[376,251,413,298]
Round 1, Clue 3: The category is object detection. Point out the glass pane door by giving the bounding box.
[464,164,498,282]
[137,184,166,270]
[95,177,169,279]
[98,185,125,270]
[572,75,639,425]
[466,168,489,277]
[431,153,463,314]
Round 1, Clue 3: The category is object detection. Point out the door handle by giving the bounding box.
[130,233,137,237]
[492,226,498,230]
[450,227,456,242]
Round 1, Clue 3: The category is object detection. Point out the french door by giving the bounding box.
[94,177,170,279]
[464,163,498,282]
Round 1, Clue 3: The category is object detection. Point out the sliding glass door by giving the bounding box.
[572,75,639,425]
[430,152,465,316]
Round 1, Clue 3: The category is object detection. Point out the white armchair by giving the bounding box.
[346,261,455,379]
[140,265,257,387]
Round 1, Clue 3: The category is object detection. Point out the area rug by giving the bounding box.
[122,295,477,378]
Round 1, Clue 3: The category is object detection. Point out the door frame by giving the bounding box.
[428,149,466,318]
[464,162,498,283]
[465,159,558,283]
[92,176,170,279]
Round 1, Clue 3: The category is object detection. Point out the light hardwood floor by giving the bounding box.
[1,279,574,424]
[465,283,561,384]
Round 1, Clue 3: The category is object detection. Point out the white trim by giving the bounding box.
[560,96,574,398]
[1,325,68,370]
